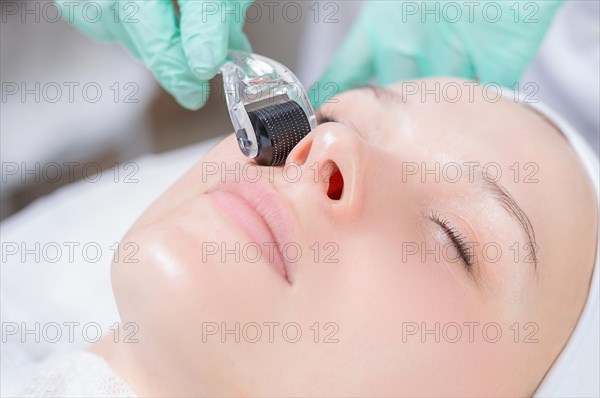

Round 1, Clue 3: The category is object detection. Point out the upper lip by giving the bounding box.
[207,177,298,282]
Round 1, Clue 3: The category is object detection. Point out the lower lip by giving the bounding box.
[207,190,289,282]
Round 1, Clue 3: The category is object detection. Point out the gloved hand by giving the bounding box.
[314,1,562,107]
[57,0,252,110]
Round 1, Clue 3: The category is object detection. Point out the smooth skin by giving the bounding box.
[96,79,597,397]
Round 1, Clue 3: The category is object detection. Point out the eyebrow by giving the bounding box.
[477,170,539,269]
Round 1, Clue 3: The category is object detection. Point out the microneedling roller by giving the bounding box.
[220,51,317,166]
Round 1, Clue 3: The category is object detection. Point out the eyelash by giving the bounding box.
[429,211,475,271]
[317,113,338,125]
[317,112,369,141]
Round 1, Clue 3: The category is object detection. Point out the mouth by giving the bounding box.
[206,179,296,284]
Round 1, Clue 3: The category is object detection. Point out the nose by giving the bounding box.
[287,123,366,218]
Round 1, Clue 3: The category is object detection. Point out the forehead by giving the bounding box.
[323,83,562,157]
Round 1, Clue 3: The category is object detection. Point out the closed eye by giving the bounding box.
[428,211,476,271]
[316,111,368,141]
[316,112,339,125]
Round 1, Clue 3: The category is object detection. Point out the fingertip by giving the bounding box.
[186,45,228,81]
[176,85,211,110]
[179,2,230,80]
[156,72,211,110]
[177,96,207,111]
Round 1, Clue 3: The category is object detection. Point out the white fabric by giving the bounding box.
[5,351,135,397]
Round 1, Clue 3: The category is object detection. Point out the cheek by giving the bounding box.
[292,222,503,394]
[294,216,475,340]
[111,195,291,358]
[129,134,248,230]
[202,133,245,164]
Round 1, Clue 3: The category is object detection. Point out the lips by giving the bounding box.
[206,178,297,284]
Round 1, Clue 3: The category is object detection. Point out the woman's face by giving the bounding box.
[112,79,597,397]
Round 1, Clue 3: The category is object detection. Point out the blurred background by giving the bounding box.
[0,0,363,220]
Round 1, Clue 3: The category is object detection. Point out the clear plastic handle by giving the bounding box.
[220,51,317,159]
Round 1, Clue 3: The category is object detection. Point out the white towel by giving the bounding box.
[4,350,135,397]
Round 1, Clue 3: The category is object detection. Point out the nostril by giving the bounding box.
[325,162,344,200]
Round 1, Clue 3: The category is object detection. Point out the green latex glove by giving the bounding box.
[57,0,252,110]
[314,0,562,107]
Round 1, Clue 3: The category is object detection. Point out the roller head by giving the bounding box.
[242,100,311,166]
[221,51,317,166]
